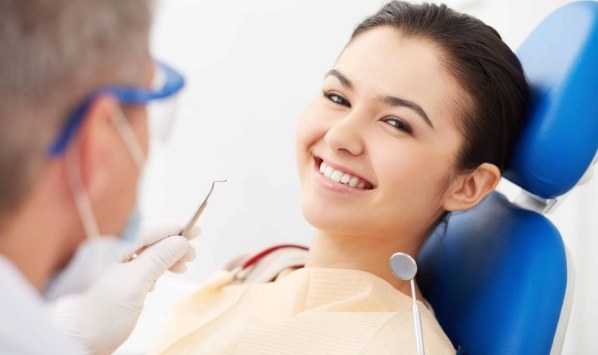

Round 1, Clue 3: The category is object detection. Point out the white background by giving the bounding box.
[120,0,597,353]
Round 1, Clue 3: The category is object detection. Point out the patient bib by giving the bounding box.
[149,250,455,355]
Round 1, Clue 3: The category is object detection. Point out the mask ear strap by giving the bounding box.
[111,106,145,171]
[65,144,101,239]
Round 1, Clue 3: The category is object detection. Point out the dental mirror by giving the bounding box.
[390,252,418,280]
[390,252,425,355]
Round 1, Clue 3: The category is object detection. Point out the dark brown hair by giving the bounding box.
[352,1,529,172]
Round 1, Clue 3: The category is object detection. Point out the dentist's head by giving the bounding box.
[0,0,155,291]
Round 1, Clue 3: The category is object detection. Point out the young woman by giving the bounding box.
[150,2,529,354]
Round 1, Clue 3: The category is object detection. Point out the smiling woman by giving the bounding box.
[298,29,473,255]
[149,2,528,354]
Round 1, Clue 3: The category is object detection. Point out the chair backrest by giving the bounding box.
[417,2,598,354]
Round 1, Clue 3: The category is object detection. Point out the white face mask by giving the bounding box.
[43,107,146,301]
[43,236,129,301]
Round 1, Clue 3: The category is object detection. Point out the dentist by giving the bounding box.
[0,1,198,354]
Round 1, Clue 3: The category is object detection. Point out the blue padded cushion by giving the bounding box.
[418,192,567,354]
[505,1,598,199]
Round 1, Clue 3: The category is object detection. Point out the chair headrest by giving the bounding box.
[418,192,567,353]
[505,1,598,199]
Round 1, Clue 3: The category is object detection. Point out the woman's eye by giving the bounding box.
[323,90,351,107]
[383,117,413,134]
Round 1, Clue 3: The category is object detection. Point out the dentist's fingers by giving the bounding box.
[167,245,196,273]
[168,261,188,274]
[138,220,189,246]
[119,221,201,263]
[184,225,202,241]
[131,235,190,284]
[182,245,197,262]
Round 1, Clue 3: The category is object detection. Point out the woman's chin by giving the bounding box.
[301,202,365,237]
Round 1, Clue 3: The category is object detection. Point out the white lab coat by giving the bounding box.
[0,255,82,355]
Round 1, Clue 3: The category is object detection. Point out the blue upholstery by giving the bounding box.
[418,2,598,354]
[505,1,598,199]
[419,192,566,354]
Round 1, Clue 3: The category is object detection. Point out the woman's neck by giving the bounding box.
[305,230,424,299]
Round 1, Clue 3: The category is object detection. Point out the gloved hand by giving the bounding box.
[53,220,201,355]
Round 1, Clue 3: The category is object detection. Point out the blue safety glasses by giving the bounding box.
[47,61,185,157]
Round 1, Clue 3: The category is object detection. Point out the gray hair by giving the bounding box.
[0,0,154,223]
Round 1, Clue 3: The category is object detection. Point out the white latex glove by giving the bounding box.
[53,220,201,355]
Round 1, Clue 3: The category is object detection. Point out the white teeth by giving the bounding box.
[324,165,334,178]
[318,161,369,190]
[331,170,343,182]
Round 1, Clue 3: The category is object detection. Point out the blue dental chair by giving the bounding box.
[417,2,598,354]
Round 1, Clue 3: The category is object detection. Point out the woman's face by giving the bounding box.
[296,27,469,243]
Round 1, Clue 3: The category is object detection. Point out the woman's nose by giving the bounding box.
[324,112,365,156]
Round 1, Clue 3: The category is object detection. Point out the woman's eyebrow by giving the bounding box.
[380,95,434,129]
[325,69,434,129]
[325,69,353,90]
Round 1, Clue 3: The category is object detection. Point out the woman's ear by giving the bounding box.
[443,163,501,212]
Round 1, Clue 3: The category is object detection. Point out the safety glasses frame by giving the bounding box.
[47,61,185,157]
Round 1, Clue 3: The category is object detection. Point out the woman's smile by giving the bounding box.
[313,156,375,192]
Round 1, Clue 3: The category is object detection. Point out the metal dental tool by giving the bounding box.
[179,179,227,239]
[124,179,227,262]
[390,252,425,355]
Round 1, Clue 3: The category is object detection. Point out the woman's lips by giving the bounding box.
[314,157,374,190]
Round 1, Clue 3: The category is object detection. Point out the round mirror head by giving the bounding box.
[389,252,418,281]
